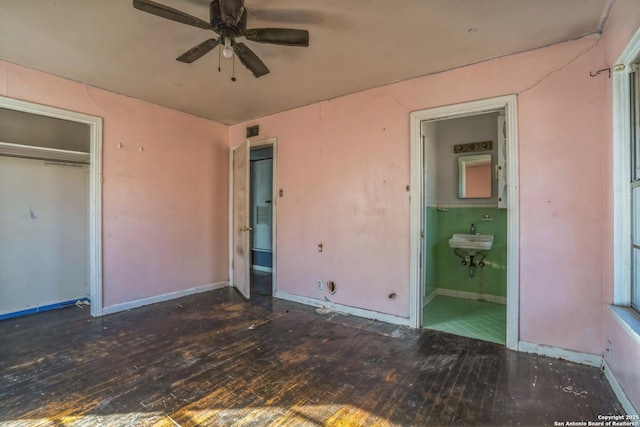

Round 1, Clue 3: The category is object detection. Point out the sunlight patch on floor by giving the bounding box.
[0,412,166,427]
[0,405,399,427]
[180,404,396,426]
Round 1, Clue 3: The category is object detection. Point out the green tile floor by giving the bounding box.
[423,296,506,345]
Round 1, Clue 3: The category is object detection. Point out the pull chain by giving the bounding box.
[231,52,236,82]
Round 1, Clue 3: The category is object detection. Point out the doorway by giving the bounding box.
[229,137,277,300]
[249,145,274,297]
[0,96,103,318]
[409,95,520,350]
[421,111,507,345]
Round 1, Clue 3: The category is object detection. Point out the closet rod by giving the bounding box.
[0,153,89,165]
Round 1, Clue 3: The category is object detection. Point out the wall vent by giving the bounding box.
[246,125,259,138]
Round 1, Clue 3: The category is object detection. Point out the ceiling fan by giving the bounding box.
[133,0,310,78]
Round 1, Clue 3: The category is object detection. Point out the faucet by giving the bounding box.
[470,224,478,235]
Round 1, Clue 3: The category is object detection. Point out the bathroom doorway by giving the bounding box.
[409,95,519,350]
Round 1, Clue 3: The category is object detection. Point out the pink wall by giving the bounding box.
[233,95,412,317]
[0,60,229,307]
[230,37,608,354]
[601,0,640,411]
[605,312,640,408]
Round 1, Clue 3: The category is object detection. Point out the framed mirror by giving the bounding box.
[458,154,492,199]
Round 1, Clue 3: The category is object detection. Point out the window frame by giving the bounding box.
[632,64,640,313]
[612,27,640,335]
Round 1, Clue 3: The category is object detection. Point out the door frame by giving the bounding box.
[229,137,277,296]
[409,95,519,350]
[0,95,103,317]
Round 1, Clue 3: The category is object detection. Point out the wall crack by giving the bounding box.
[520,39,601,95]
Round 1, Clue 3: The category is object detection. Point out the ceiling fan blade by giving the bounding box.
[232,42,269,78]
[220,0,245,26]
[244,28,309,47]
[133,0,211,30]
[176,38,220,63]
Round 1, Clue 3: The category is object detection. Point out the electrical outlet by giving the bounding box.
[316,280,323,290]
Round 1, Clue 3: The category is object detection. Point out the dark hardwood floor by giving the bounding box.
[0,286,624,426]
[250,269,272,298]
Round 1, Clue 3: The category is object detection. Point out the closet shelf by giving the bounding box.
[0,141,89,163]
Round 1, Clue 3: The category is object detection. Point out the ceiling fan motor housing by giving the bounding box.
[210,0,247,35]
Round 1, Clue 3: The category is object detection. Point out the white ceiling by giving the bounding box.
[0,0,614,125]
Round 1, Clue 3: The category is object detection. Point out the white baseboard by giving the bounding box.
[423,289,437,307]
[274,290,411,327]
[518,341,602,367]
[603,358,639,416]
[252,265,273,273]
[102,281,229,315]
[436,288,506,304]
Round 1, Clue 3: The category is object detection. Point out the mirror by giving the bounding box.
[458,154,492,198]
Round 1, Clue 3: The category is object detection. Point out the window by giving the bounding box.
[631,62,640,313]
[612,29,640,335]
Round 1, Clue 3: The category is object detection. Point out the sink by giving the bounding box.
[449,233,494,253]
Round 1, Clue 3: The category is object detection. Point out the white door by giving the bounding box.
[232,140,251,298]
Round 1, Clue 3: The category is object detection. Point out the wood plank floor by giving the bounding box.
[0,287,624,426]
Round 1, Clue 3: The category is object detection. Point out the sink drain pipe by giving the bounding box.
[454,248,487,278]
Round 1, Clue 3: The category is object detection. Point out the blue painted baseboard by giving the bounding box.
[0,298,91,321]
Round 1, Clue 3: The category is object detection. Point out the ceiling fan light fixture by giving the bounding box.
[133,0,309,78]
[222,39,233,58]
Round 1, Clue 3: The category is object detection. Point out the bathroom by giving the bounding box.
[422,111,508,345]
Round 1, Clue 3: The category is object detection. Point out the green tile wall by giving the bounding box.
[425,207,507,297]
[424,207,438,298]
